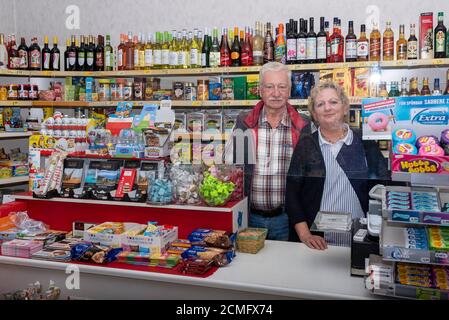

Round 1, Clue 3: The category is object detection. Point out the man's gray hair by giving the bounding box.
[259,62,292,85]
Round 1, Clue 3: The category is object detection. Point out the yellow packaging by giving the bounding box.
[246,75,260,100]
[319,70,333,83]
[352,68,370,97]
[29,135,56,149]
[332,68,352,97]
[42,107,54,121]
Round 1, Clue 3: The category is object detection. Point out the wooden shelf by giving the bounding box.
[0,58,448,78]
[0,176,28,186]
[0,131,32,139]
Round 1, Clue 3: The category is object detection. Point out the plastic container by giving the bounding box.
[169,164,203,205]
[147,171,174,205]
[199,165,236,206]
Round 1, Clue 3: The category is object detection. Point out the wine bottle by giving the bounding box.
[50,36,60,71]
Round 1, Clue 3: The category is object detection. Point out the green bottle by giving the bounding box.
[104,35,113,71]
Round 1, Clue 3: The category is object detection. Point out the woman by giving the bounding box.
[285,82,389,250]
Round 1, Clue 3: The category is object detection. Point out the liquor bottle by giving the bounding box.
[197,29,203,66]
[63,39,69,71]
[85,35,95,71]
[263,22,274,63]
[369,22,381,61]
[104,35,113,71]
[125,32,134,70]
[28,37,41,70]
[220,28,231,67]
[306,18,317,63]
[117,34,125,71]
[18,37,29,69]
[50,36,60,71]
[396,25,407,60]
[253,22,264,66]
[382,21,394,61]
[145,33,154,70]
[329,18,344,63]
[241,26,253,66]
[297,19,307,63]
[388,81,400,97]
[186,31,193,67]
[161,32,170,69]
[378,82,389,97]
[209,28,221,68]
[201,28,209,68]
[286,20,296,64]
[432,78,442,95]
[325,21,331,62]
[421,77,431,96]
[139,33,146,70]
[447,29,449,58]
[434,12,447,58]
[133,35,140,70]
[239,29,245,49]
[67,35,77,71]
[316,17,327,63]
[179,30,189,69]
[400,77,408,96]
[275,23,287,64]
[76,35,86,71]
[444,70,449,94]
[153,32,160,69]
[409,77,420,96]
[170,30,179,69]
[357,24,369,61]
[230,26,241,66]
[345,21,357,62]
[8,35,20,69]
[407,24,418,60]
[0,34,8,69]
[94,35,103,71]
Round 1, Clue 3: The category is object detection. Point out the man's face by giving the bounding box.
[260,70,290,112]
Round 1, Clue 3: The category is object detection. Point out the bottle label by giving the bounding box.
[436,31,445,52]
[52,53,60,69]
[287,39,297,61]
[105,51,112,67]
[190,49,198,66]
[69,52,76,66]
[370,38,381,57]
[209,51,220,67]
[169,51,178,67]
[145,49,153,66]
[43,52,51,69]
[117,49,123,67]
[306,38,317,60]
[331,38,340,55]
[18,49,28,68]
[178,51,186,66]
[86,52,94,66]
[253,50,263,59]
[95,52,103,67]
[139,50,145,67]
[0,47,7,69]
[221,52,230,66]
[407,40,418,59]
[297,38,306,60]
[383,37,394,58]
[397,44,407,60]
[162,49,169,65]
[357,40,369,57]
[154,50,162,65]
[134,49,139,66]
[275,44,286,64]
[201,52,207,67]
[345,39,357,59]
[77,52,85,66]
[30,49,41,68]
[317,37,327,59]
[241,51,250,65]
[231,51,240,60]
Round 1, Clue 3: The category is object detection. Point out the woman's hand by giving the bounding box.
[300,233,328,250]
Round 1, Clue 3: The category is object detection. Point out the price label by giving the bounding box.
[434,252,448,259]
[191,101,201,107]
[441,220,449,225]
[433,59,444,65]
[244,100,253,106]
[416,288,441,300]
[222,101,231,106]
[410,217,419,223]
[421,257,431,263]
[41,71,51,76]
[84,72,93,76]
[143,70,152,74]
[117,71,126,75]
[408,60,419,66]
[239,67,249,72]
[395,60,406,66]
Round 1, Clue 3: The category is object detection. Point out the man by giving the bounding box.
[226,62,309,240]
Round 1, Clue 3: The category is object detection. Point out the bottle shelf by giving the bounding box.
[0,131,32,139]
[0,176,29,186]
[1,58,449,78]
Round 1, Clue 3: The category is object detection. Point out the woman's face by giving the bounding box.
[312,88,348,130]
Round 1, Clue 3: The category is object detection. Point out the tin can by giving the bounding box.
[124,81,133,101]
[184,82,197,101]
[133,78,145,101]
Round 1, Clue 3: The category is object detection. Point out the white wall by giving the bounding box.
[2,0,449,47]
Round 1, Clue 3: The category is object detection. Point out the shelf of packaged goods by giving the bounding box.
[2,58,449,78]
[381,223,449,266]
[391,172,449,187]
[0,176,29,186]
[0,131,32,139]
[173,132,229,141]
[12,193,246,213]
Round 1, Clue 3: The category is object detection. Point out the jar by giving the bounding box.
[169,164,202,205]
[147,170,174,205]
[199,165,237,207]
[172,82,184,100]
[197,80,209,101]
[110,79,119,101]
[378,82,388,98]
[184,82,197,101]
[18,84,29,100]
[123,80,133,101]
[133,78,145,101]
[7,84,18,100]
[115,78,126,101]
[0,86,8,100]
[29,85,39,100]
[98,79,111,101]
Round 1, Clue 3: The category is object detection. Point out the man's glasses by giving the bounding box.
[262,83,290,93]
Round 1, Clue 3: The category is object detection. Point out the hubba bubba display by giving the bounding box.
[362,96,449,175]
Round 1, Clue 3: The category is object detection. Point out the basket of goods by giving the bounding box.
[236,228,268,254]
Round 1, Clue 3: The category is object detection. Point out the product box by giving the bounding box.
[143,124,173,158]
[221,78,234,100]
[319,70,334,82]
[122,224,178,254]
[84,222,142,248]
[352,68,370,97]
[114,168,137,198]
[420,12,434,59]
[204,111,223,133]
[60,158,85,198]
[333,68,352,97]
[233,76,247,100]
[72,221,97,238]
[208,77,222,101]
[246,75,260,100]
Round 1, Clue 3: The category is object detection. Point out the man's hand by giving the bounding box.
[300,233,328,250]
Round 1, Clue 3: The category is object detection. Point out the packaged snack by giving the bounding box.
[91,160,121,200]
[61,158,85,198]
[246,75,260,100]
[208,77,222,101]
[233,76,247,100]
[71,243,123,264]
[188,229,235,249]
[352,68,370,97]
[221,78,234,100]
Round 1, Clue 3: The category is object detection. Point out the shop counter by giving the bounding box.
[0,240,376,300]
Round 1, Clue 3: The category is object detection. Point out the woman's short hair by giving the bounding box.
[259,62,292,85]
[308,81,350,114]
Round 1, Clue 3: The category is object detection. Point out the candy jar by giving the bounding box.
[199,165,236,207]
[169,163,203,205]
[147,168,174,205]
